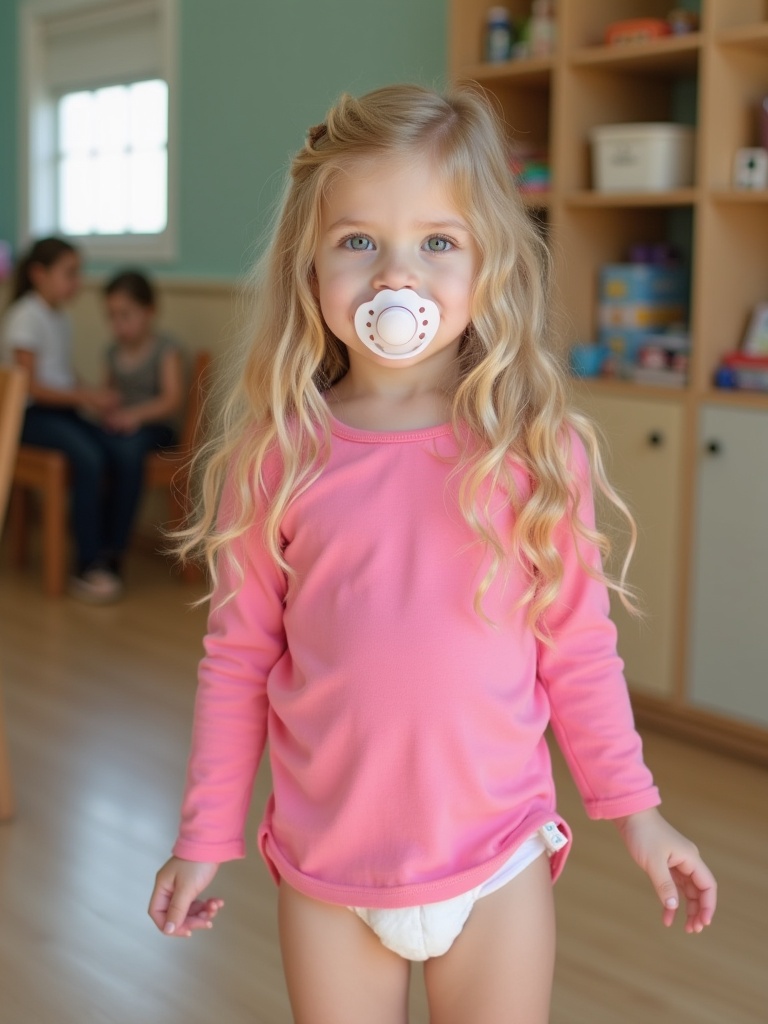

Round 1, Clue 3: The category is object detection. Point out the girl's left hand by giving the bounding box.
[614,807,717,933]
[104,407,141,434]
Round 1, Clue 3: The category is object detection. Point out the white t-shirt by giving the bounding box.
[2,291,76,390]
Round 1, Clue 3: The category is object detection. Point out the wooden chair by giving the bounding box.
[7,350,212,595]
[0,365,29,820]
[142,350,212,583]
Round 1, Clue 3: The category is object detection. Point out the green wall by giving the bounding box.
[0,0,448,279]
[0,1,18,254]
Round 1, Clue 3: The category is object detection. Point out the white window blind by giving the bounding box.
[42,1,163,92]
[21,0,177,260]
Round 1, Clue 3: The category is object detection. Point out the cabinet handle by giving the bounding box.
[705,439,723,456]
[647,431,664,447]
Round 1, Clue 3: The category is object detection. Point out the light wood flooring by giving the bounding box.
[0,550,766,1023]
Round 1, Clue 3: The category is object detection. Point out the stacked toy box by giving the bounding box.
[598,263,688,376]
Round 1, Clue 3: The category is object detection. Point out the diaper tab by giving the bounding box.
[538,821,569,855]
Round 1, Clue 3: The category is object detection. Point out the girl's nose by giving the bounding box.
[371,249,418,292]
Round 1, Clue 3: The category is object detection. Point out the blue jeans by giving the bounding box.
[21,406,175,573]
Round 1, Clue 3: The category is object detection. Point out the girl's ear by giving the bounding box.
[27,261,46,290]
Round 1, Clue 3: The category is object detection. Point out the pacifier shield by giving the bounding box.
[354,289,440,360]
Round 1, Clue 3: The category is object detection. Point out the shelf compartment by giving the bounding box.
[571,34,701,75]
[695,202,768,383]
[557,63,698,192]
[449,0,556,78]
[554,204,694,348]
[711,189,768,203]
[703,43,768,191]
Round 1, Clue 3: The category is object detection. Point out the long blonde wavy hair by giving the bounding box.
[179,83,636,632]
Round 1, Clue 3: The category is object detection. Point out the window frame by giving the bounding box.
[19,0,179,262]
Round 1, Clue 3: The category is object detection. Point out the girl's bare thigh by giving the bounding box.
[278,882,411,1024]
[422,853,556,1024]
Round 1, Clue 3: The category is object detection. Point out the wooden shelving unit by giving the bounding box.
[450,0,768,762]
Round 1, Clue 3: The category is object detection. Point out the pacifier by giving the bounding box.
[354,289,440,360]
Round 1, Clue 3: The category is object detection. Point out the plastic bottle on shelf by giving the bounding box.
[485,7,513,62]
[528,0,556,58]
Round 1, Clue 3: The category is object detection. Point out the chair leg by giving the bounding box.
[43,462,68,597]
[7,487,31,568]
[0,685,15,822]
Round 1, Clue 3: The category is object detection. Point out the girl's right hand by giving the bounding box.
[148,856,224,938]
[79,386,121,415]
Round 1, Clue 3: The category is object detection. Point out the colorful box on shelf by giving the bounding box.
[509,150,551,193]
[714,352,768,393]
[597,263,689,374]
[604,18,670,45]
[598,328,656,373]
[598,304,686,329]
[590,123,695,192]
[628,330,690,387]
[599,263,688,305]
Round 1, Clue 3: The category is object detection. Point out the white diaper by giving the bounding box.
[349,823,567,961]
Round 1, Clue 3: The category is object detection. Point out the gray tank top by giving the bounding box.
[106,333,180,423]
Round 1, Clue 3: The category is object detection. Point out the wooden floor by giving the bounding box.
[0,550,766,1024]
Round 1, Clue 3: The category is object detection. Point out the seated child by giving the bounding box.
[102,269,183,440]
[96,269,185,577]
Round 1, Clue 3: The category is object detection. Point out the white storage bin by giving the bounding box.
[590,123,695,192]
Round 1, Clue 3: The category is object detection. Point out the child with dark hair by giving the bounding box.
[101,269,183,439]
[1,245,185,601]
[2,237,122,601]
[92,268,184,577]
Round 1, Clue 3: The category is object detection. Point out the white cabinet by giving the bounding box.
[689,406,768,728]
[574,390,685,700]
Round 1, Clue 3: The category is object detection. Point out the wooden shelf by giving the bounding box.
[571,34,701,75]
[571,377,690,403]
[450,1,768,749]
[456,56,554,87]
[566,189,699,208]
[717,22,768,52]
[711,189,768,205]
[702,388,768,411]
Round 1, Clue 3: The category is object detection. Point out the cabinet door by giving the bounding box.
[575,391,685,699]
[689,406,768,727]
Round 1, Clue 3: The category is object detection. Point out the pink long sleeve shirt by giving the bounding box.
[172,414,660,908]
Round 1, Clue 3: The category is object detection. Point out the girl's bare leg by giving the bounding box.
[423,853,556,1024]
[278,882,411,1024]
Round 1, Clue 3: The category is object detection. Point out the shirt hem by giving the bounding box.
[258,811,572,909]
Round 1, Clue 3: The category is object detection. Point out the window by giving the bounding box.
[58,80,168,236]
[21,0,177,261]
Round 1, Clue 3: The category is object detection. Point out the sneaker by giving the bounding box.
[69,567,124,605]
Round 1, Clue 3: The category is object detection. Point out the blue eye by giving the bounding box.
[425,236,452,252]
[344,235,374,251]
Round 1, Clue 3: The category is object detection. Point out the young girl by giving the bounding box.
[148,85,716,1024]
[2,237,123,602]
[101,269,182,440]
[97,269,184,575]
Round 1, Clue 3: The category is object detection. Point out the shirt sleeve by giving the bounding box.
[172,477,288,862]
[537,430,661,821]
[4,300,42,353]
